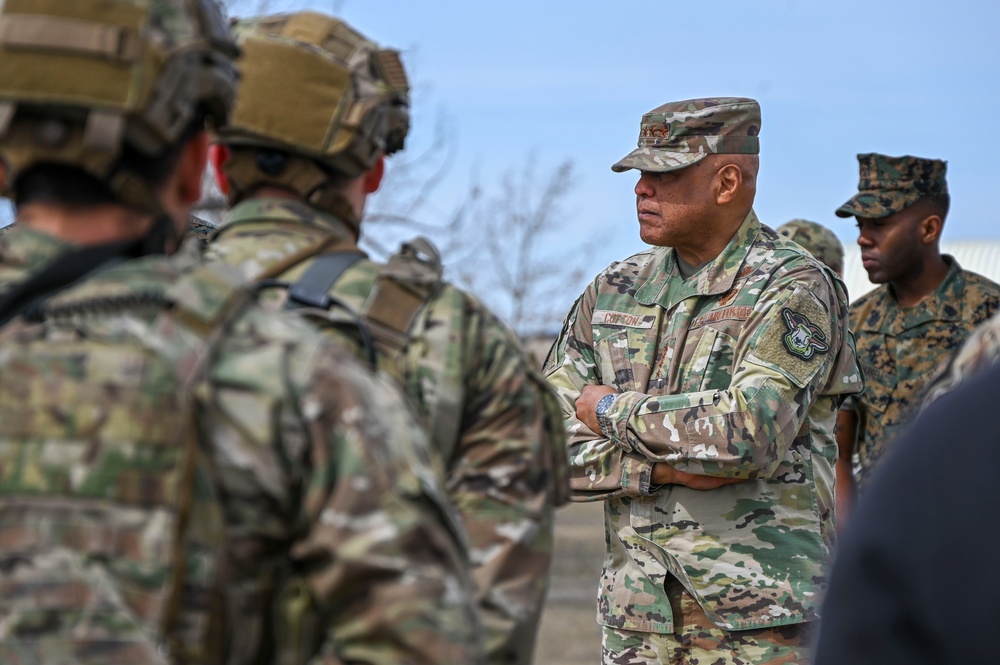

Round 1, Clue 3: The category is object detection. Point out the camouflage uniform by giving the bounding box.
[776,219,844,274]
[835,154,1000,490]
[923,311,1000,405]
[211,194,566,665]
[843,259,1000,487]
[0,224,482,665]
[544,98,863,664]
[0,1,480,662]
[206,14,569,665]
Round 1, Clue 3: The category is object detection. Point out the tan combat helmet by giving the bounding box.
[0,0,238,219]
[216,11,409,230]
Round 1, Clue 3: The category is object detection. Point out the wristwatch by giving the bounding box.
[594,393,617,438]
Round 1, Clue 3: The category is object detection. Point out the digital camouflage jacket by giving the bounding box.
[844,256,1000,490]
[544,210,863,633]
[0,225,482,665]
[205,198,569,665]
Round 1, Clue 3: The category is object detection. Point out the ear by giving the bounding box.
[208,143,232,197]
[363,154,385,195]
[176,131,210,205]
[715,163,743,205]
[919,214,943,244]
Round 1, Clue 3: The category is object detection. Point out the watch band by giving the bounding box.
[595,392,617,438]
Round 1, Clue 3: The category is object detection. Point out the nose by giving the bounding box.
[857,226,874,248]
[635,172,654,197]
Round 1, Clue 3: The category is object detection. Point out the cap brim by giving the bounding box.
[835,191,918,219]
[611,148,708,173]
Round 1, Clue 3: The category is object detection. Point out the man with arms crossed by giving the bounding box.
[544,97,861,664]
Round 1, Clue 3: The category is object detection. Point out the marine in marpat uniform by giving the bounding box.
[202,12,569,665]
[544,97,862,664]
[0,1,481,663]
[834,153,1000,521]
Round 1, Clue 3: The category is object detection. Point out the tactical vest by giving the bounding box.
[0,258,250,664]
[276,236,571,505]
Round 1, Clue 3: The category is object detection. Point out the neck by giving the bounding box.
[246,186,362,243]
[675,206,750,266]
[17,203,153,246]
[891,254,950,307]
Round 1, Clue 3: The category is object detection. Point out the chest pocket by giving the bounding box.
[596,329,637,392]
[685,326,737,393]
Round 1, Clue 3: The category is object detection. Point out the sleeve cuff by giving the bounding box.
[621,454,656,496]
[605,390,646,450]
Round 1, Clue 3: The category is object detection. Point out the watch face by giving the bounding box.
[596,393,616,436]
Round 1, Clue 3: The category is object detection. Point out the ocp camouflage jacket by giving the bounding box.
[206,198,569,665]
[544,210,863,633]
[0,225,482,665]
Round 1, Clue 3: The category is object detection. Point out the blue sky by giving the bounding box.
[7,1,996,324]
[303,0,1000,281]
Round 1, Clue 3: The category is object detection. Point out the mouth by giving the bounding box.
[861,255,878,270]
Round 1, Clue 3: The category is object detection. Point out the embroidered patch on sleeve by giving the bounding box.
[747,287,835,387]
[781,308,830,360]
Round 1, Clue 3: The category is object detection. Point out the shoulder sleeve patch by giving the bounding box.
[748,287,835,387]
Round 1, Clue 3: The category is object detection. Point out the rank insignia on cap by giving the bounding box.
[781,308,829,360]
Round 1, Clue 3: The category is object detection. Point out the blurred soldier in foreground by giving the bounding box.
[814,363,1000,664]
[544,97,861,664]
[776,218,844,275]
[204,12,568,665]
[0,1,480,663]
[833,153,1000,522]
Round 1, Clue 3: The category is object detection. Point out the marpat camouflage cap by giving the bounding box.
[777,219,845,274]
[835,153,948,219]
[612,97,761,173]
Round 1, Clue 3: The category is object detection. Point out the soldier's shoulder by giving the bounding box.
[959,268,1000,298]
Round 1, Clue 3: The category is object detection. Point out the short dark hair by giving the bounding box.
[13,112,207,209]
[921,193,950,221]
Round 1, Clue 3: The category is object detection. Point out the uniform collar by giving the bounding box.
[635,209,761,310]
[221,197,358,246]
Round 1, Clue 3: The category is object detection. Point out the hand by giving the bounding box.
[652,463,745,490]
[576,384,618,433]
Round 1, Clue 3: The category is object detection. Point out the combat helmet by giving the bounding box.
[215,11,409,231]
[0,0,239,235]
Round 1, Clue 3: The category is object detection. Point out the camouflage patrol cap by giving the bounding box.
[0,0,239,213]
[612,97,761,173]
[777,219,845,274]
[835,153,948,219]
[218,11,409,178]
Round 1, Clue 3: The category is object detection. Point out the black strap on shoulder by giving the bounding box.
[284,251,364,310]
[0,236,144,327]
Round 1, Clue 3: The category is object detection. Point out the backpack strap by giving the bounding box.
[0,236,143,325]
[285,250,364,310]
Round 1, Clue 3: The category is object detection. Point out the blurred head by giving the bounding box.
[212,11,409,233]
[777,219,845,275]
[0,0,239,248]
